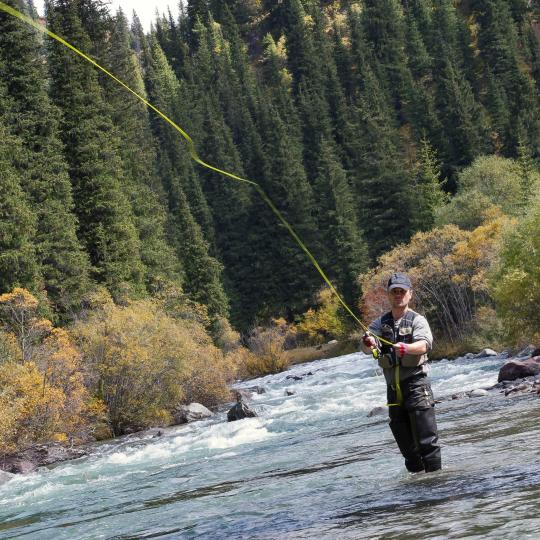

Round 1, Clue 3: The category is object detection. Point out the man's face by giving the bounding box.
[388,287,412,309]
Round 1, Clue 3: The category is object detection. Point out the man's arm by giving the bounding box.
[393,314,432,358]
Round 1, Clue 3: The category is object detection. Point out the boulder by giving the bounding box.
[367,406,387,417]
[505,382,532,396]
[1,443,88,474]
[173,403,214,425]
[232,389,253,402]
[2,459,37,475]
[469,389,488,398]
[516,345,539,358]
[245,385,266,395]
[475,348,498,358]
[498,356,540,382]
[285,389,295,396]
[286,375,303,381]
[227,400,257,422]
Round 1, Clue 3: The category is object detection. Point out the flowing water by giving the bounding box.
[1,352,539,539]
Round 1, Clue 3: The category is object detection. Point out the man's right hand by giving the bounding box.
[362,332,377,349]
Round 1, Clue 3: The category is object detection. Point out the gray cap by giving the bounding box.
[387,272,412,291]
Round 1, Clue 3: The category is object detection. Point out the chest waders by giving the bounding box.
[378,311,417,407]
[378,311,442,473]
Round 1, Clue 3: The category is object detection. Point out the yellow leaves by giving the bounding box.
[360,217,508,344]
[0,287,39,311]
[73,299,233,434]
[296,287,346,344]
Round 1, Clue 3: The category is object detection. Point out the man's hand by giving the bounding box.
[362,332,377,349]
[393,340,428,357]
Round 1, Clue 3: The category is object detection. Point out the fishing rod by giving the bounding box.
[0,1,394,356]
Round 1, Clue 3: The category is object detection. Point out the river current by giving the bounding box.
[1,351,539,539]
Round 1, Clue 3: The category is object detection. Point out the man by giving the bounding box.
[361,272,441,473]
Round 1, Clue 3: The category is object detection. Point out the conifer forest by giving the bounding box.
[1,0,540,446]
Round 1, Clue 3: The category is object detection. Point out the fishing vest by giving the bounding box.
[378,310,428,370]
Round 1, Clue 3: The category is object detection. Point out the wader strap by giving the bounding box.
[387,364,403,407]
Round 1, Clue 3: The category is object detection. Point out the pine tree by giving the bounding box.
[312,139,369,305]
[170,189,229,319]
[142,36,215,245]
[0,0,91,311]
[103,9,183,290]
[252,99,323,319]
[0,83,40,293]
[412,137,448,231]
[46,0,145,298]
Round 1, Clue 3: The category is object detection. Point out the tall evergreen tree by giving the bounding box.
[312,139,369,305]
[0,84,40,293]
[46,0,145,298]
[103,10,183,289]
[0,0,90,310]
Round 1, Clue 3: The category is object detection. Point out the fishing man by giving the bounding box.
[361,272,441,473]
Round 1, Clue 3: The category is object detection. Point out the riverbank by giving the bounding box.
[2,345,539,477]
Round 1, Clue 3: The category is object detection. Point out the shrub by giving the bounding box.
[359,214,509,349]
[436,155,539,230]
[73,299,232,435]
[491,193,540,343]
[295,287,348,345]
[0,289,94,455]
[243,320,290,377]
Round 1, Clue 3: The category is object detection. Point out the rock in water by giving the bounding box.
[475,349,498,358]
[498,357,540,382]
[227,400,257,422]
[174,403,214,424]
[367,406,387,417]
[469,389,488,397]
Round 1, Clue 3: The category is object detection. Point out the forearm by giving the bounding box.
[396,340,428,355]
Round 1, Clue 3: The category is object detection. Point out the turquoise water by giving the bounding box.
[1,352,539,539]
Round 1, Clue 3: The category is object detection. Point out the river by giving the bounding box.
[1,351,539,539]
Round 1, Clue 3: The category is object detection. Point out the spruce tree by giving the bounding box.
[142,36,215,245]
[0,0,91,311]
[0,87,39,293]
[46,0,145,298]
[103,10,183,289]
[312,139,369,306]
[412,137,448,231]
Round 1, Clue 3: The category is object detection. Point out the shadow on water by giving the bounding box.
[334,465,540,529]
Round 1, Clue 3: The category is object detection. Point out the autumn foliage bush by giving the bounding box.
[359,214,510,356]
[73,298,235,435]
[295,287,348,345]
[0,289,95,455]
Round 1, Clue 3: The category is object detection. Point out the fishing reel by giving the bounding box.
[362,331,381,360]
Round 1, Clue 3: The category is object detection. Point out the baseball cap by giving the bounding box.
[387,272,412,291]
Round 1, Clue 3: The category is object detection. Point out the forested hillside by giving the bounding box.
[1,0,540,451]
[1,0,540,329]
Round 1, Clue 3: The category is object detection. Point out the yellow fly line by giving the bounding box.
[0,1,395,349]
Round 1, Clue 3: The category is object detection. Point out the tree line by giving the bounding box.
[1,0,539,330]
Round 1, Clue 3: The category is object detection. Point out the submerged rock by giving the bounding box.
[173,403,214,425]
[475,349,498,358]
[367,406,387,417]
[285,389,295,396]
[227,400,257,422]
[469,389,488,398]
[0,470,13,485]
[245,385,266,395]
[498,356,540,382]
